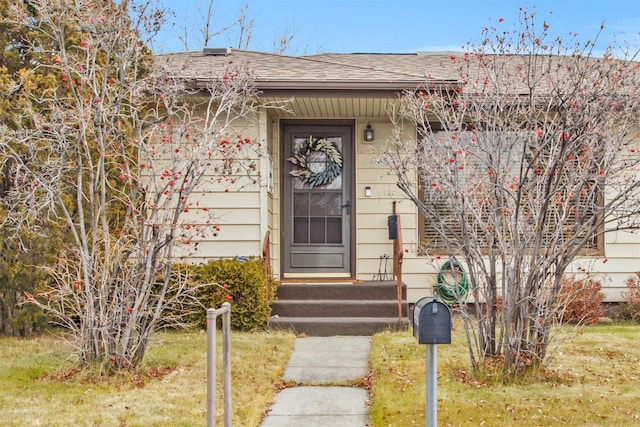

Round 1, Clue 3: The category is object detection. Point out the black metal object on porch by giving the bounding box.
[373,254,392,281]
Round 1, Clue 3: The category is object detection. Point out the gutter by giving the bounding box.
[186,78,461,92]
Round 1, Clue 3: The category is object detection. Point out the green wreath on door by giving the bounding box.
[288,135,343,188]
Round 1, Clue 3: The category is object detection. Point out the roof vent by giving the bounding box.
[203,47,231,56]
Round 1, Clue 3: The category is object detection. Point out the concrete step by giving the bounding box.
[270,299,406,318]
[269,281,409,336]
[275,281,405,301]
[268,316,409,336]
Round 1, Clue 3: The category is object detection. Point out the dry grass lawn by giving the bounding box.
[2,323,639,426]
[369,322,640,426]
[0,329,295,426]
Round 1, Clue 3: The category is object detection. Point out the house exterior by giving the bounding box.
[158,48,640,303]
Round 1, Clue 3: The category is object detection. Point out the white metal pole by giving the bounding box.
[206,308,217,427]
[222,303,232,427]
[426,344,437,427]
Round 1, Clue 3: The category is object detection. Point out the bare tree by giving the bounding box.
[176,0,239,51]
[234,3,253,50]
[175,1,302,54]
[384,10,640,377]
[272,24,297,55]
[200,0,217,48]
[176,0,253,52]
[1,0,261,373]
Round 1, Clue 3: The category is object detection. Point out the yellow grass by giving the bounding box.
[369,323,640,426]
[0,329,295,426]
[3,323,639,426]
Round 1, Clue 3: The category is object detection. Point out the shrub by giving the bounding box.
[620,275,640,322]
[0,232,57,336]
[190,257,278,331]
[557,276,604,325]
[0,291,49,336]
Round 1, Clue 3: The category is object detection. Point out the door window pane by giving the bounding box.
[310,217,325,243]
[293,193,309,216]
[325,192,342,216]
[327,218,342,243]
[309,193,327,216]
[293,218,308,243]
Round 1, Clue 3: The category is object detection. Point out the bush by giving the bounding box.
[558,276,604,325]
[0,232,57,336]
[190,257,278,331]
[620,275,640,322]
[0,290,49,336]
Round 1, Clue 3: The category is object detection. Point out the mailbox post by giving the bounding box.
[413,295,452,427]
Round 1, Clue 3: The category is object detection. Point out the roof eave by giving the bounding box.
[256,80,428,90]
[185,78,460,92]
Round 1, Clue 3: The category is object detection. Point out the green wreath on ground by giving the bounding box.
[437,260,469,306]
[288,136,343,188]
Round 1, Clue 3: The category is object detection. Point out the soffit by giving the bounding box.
[263,96,400,119]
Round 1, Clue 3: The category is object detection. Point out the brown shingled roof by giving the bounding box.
[156,49,462,91]
[157,48,639,99]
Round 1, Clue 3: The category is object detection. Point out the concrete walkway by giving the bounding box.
[260,336,371,427]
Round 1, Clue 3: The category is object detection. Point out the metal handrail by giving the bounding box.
[262,230,271,303]
[392,202,404,321]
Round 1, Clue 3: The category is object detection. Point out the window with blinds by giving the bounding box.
[417,130,603,255]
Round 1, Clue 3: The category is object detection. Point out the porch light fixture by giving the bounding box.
[363,123,375,142]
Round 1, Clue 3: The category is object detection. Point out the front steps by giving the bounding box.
[268,281,409,336]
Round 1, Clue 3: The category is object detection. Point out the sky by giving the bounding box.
[151,0,640,56]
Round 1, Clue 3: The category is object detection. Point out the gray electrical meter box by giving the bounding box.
[413,296,452,344]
